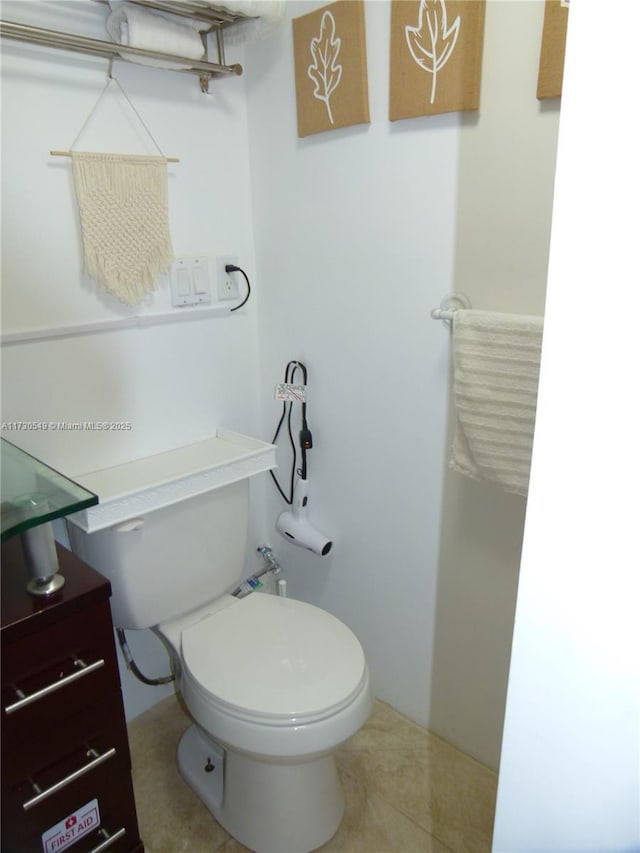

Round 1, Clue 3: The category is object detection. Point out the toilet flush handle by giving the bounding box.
[113,518,145,533]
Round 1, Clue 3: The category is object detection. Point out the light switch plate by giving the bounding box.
[170,257,211,306]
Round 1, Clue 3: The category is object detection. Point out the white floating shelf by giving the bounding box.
[67,429,276,533]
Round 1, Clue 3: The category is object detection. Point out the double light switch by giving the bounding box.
[170,257,211,306]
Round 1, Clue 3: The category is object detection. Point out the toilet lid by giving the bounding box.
[181,594,367,719]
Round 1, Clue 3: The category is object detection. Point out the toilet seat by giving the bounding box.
[181,593,367,725]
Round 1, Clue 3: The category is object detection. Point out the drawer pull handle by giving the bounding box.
[5,657,105,715]
[89,826,127,852]
[23,746,116,811]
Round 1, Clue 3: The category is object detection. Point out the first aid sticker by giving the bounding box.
[42,799,100,852]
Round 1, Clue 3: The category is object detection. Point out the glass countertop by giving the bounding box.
[1,439,98,542]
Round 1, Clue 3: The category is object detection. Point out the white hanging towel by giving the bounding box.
[450,309,544,497]
[71,152,174,307]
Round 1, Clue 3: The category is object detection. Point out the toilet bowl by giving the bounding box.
[67,474,373,853]
[159,593,372,852]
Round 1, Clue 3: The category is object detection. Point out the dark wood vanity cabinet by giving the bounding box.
[1,538,143,853]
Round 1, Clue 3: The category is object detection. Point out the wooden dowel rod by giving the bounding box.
[50,150,179,162]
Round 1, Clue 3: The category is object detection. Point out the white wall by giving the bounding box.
[1,2,260,471]
[0,0,266,718]
[493,0,640,848]
[244,0,560,763]
[245,0,458,725]
[0,0,568,775]
[430,0,560,770]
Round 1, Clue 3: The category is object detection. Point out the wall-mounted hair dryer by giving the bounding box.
[276,477,332,557]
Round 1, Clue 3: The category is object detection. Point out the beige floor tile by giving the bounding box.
[338,741,496,853]
[127,694,495,853]
[342,699,435,753]
[341,700,496,852]
[216,837,252,852]
[319,771,451,853]
[128,695,232,852]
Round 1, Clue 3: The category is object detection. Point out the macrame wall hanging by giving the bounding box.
[53,74,176,306]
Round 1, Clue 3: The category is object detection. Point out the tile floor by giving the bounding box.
[127,694,497,853]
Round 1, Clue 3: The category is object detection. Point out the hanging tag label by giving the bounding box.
[275,383,306,402]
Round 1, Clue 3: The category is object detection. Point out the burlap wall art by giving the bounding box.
[537,0,569,99]
[389,0,486,121]
[292,0,370,138]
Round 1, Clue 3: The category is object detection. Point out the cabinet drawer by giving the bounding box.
[2,763,141,853]
[1,542,142,853]
[1,600,120,738]
[2,692,131,787]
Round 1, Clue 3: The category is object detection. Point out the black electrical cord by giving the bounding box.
[226,264,251,312]
[270,360,310,505]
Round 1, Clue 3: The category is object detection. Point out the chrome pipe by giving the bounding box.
[257,544,282,572]
[90,0,245,26]
[0,20,242,77]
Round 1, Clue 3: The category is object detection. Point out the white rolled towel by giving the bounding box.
[209,1,286,44]
[106,3,206,62]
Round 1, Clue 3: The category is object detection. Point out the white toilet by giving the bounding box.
[69,478,372,853]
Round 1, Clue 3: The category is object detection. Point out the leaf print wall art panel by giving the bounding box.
[537,0,569,99]
[308,11,343,124]
[293,0,370,138]
[389,0,486,122]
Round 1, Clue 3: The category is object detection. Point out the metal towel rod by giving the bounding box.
[0,17,244,93]
[90,0,245,27]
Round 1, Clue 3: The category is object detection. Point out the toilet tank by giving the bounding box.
[68,480,249,630]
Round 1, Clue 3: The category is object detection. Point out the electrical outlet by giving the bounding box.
[216,255,240,301]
